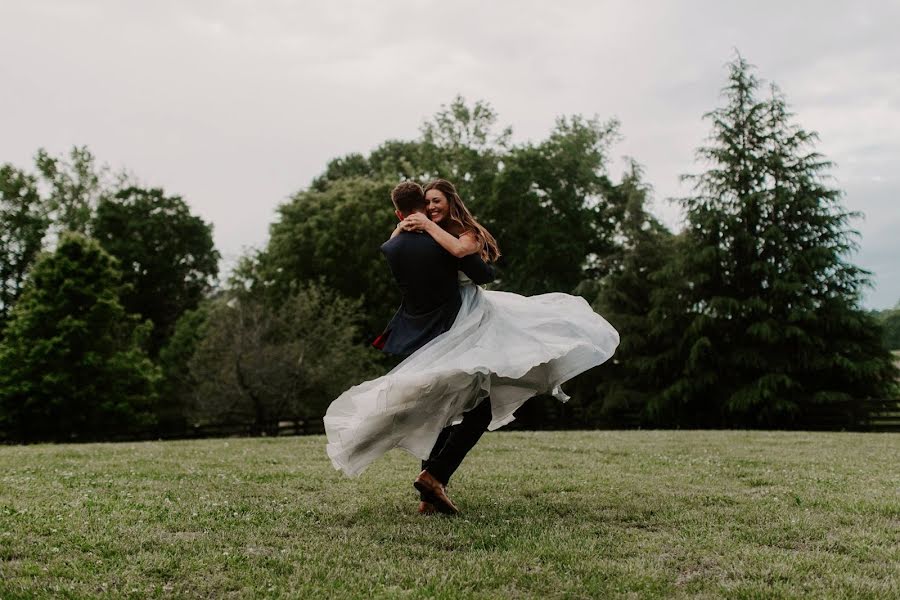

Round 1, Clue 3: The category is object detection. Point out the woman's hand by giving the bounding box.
[401,212,433,233]
[400,213,480,257]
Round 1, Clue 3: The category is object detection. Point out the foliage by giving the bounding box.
[657,55,897,427]
[871,304,900,351]
[258,97,622,341]
[485,115,620,295]
[579,162,677,424]
[0,233,159,441]
[34,146,127,237]
[93,186,220,355]
[309,96,510,193]
[157,303,212,434]
[0,164,50,331]
[1,80,894,438]
[186,283,379,433]
[258,178,399,338]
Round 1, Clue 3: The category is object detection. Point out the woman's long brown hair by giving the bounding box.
[423,179,501,263]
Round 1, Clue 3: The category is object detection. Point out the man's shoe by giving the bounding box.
[417,500,437,515]
[413,470,459,515]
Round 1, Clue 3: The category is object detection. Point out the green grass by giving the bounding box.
[1,431,898,598]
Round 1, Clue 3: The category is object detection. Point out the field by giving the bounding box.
[1,431,898,598]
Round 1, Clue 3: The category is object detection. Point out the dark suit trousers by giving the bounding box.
[422,397,492,486]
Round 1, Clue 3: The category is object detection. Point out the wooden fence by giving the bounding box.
[183,399,900,438]
[127,418,326,442]
[5,418,329,444]
[863,398,900,432]
[2,399,898,445]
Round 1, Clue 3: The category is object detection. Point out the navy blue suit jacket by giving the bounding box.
[378,231,495,356]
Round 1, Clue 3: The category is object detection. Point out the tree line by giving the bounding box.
[0,55,896,443]
[871,305,900,351]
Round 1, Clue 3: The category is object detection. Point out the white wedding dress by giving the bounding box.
[324,274,620,477]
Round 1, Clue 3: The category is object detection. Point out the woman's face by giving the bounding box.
[425,189,450,224]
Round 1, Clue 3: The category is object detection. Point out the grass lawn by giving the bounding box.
[1,430,898,598]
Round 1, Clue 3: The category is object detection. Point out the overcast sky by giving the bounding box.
[1,0,897,308]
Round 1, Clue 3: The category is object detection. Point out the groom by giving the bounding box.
[377,181,495,515]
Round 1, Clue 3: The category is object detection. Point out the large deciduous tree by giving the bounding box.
[257,97,623,339]
[93,186,220,355]
[0,234,159,442]
[488,115,619,295]
[259,178,398,338]
[186,283,378,434]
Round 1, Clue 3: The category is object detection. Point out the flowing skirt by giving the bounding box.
[324,284,620,476]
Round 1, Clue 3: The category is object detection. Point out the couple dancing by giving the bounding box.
[324,179,619,515]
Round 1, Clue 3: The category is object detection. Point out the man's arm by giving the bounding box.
[458,253,495,285]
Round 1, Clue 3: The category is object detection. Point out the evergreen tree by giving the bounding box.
[0,234,159,441]
[665,55,897,427]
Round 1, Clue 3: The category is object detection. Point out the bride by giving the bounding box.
[324,178,620,489]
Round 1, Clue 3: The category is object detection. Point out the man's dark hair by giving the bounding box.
[391,181,426,214]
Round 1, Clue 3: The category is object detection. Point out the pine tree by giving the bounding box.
[666,55,897,427]
[0,233,159,441]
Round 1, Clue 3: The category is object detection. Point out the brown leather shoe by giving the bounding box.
[414,470,459,515]
[417,500,437,515]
